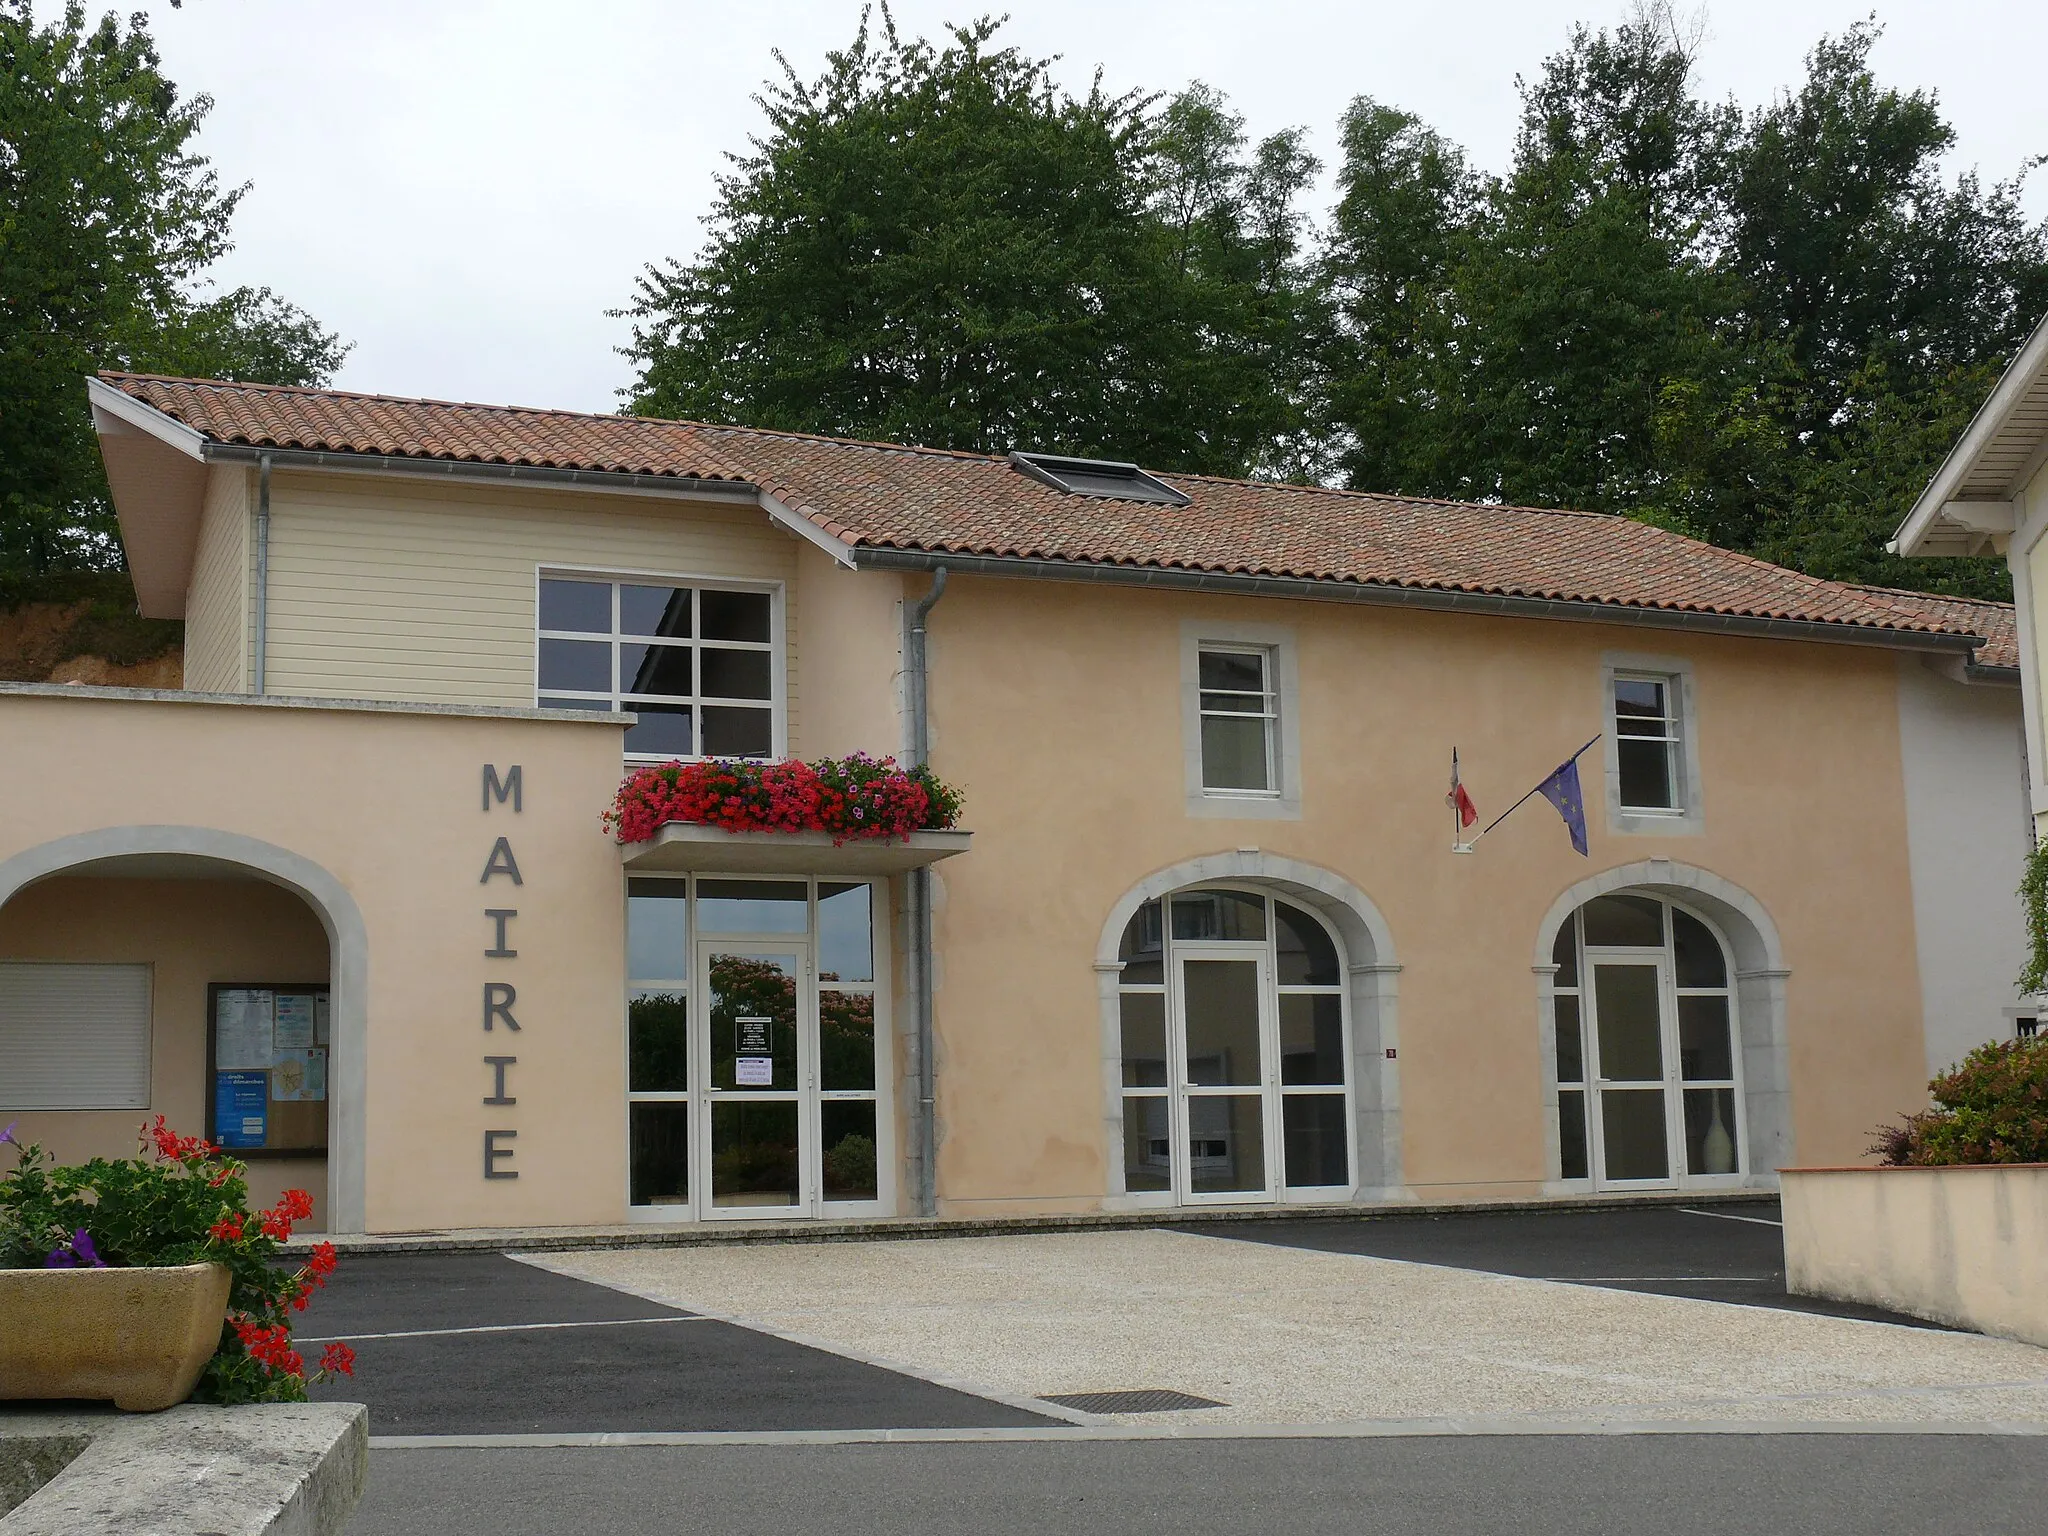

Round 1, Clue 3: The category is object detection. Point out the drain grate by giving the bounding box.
[1038,1388,1228,1414]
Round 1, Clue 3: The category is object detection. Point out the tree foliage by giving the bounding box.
[0,1,346,577]
[628,6,2048,599]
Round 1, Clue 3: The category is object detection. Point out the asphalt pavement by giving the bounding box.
[352,1434,2047,1536]
[1179,1199,1939,1326]
[304,1251,1055,1434]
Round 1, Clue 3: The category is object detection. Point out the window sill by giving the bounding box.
[1188,789,1299,821]
[620,822,972,875]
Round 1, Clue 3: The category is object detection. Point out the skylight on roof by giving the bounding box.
[1008,451,1190,506]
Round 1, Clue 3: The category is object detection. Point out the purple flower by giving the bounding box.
[45,1229,106,1269]
[0,1121,15,1145]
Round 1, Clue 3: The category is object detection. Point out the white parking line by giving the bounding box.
[1679,1206,1783,1228]
[297,1316,704,1344]
[1567,1276,1778,1283]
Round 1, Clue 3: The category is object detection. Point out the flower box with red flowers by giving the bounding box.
[0,1117,356,1410]
[608,754,972,874]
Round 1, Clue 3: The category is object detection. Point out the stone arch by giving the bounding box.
[0,826,369,1232]
[1532,858,1790,1188]
[1095,850,1404,1203]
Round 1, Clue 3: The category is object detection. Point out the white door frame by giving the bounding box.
[1169,943,1280,1205]
[697,936,813,1221]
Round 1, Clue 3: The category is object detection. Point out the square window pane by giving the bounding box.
[1282,1093,1349,1187]
[539,695,600,711]
[821,1100,879,1202]
[1554,993,1583,1083]
[701,589,772,643]
[1613,678,1666,721]
[1600,1089,1670,1180]
[703,705,773,758]
[1123,1095,1172,1192]
[1120,993,1168,1087]
[710,1099,798,1207]
[629,990,688,1092]
[1618,739,1676,809]
[1558,1090,1589,1179]
[818,882,873,982]
[1677,994,1734,1080]
[1170,890,1267,942]
[707,950,799,1092]
[629,1101,689,1206]
[1200,715,1271,791]
[620,585,692,638]
[820,990,876,1092]
[1188,1094,1266,1193]
[1683,1087,1740,1175]
[620,642,693,697]
[540,578,610,633]
[624,703,694,757]
[696,879,808,932]
[1198,649,1265,692]
[1581,894,1663,947]
[627,879,688,978]
[1275,901,1339,985]
[702,647,773,701]
[1279,994,1344,1085]
[538,637,611,693]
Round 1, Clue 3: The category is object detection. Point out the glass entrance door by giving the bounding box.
[1171,948,1277,1203]
[702,943,806,1216]
[1587,958,1672,1186]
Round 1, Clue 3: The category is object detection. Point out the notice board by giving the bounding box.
[205,983,331,1156]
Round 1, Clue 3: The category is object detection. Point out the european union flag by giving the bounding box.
[1537,756,1589,856]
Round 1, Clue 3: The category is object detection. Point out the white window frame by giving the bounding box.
[1181,620,1302,819]
[1601,652,1703,834]
[624,873,893,1223]
[535,565,787,763]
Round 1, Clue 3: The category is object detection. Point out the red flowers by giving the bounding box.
[319,1342,356,1377]
[233,1318,305,1379]
[149,1114,218,1163]
[208,1213,245,1244]
[258,1188,315,1242]
[605,753,962,845]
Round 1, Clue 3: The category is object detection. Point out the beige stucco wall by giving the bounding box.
[184,464,250,694]
[246,472,802,726]
[921,576,1932,1213]
[788,544,905,761]
[0,876,331,1227]
[0,691,632,1234]
[1783,1166,2048,1344]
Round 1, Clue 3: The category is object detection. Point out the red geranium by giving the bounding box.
[604,753,962,845]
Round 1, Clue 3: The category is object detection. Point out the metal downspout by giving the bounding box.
[907,567,948,1218]
[253,452,272,695]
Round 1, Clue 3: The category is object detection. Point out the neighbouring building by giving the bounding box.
[0,371,2028,1234]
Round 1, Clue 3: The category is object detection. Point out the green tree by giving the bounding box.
[618,10,1316,477]
[0,1,345,578]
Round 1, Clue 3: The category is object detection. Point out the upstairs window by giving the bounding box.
[1198,646,1278,795]
[538,575,778,760]
[1612,673,1681,812]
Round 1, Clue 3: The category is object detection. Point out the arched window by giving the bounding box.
[1116,886,1352,1205]
[1550,892,1743,1188]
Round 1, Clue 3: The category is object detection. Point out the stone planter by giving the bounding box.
[0,1262,231,1412]
[1781,1164,2048,1344]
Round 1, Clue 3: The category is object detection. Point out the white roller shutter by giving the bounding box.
[0,963,152,1110]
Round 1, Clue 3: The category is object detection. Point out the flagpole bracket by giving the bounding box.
[1451,842,1476,856]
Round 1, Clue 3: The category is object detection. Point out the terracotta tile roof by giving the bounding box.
[1843,585,2020,672]
[102,373,2015,659]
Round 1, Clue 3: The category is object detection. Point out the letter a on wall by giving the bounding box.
[480,837,523,885]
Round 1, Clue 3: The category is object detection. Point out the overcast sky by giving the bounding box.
[68,0,2048,414]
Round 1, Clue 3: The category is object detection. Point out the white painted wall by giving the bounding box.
[1896,656,2031,1076]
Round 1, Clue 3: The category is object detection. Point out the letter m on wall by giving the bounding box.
[484,764,523,813]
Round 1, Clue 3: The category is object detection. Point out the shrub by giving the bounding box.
[0,1118,356,1403]
[605,752,962,844]
[1869,1038,2048,1166]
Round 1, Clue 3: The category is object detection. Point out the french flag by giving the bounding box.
[1446,748,1477,829]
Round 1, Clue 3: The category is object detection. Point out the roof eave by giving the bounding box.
[1893,311,2048,557]
[850,547,1983,656]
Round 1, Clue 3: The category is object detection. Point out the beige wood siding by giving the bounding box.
[183,464,250,693]
[260,473,801,731]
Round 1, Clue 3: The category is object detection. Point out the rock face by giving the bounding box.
[0,600,182,688]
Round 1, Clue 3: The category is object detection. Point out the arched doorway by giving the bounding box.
[1536,863,1789,1192]
[0,827,367,1231]
[1098,854,1401,1208]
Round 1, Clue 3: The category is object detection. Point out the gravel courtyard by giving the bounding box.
[532,1228,2048,1428]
